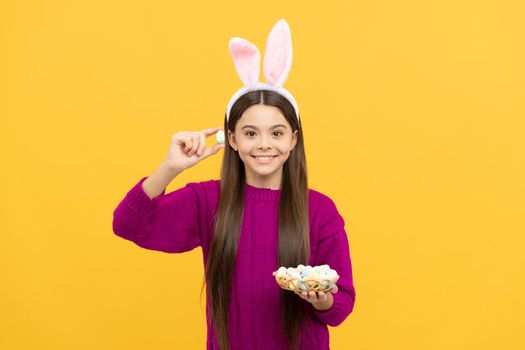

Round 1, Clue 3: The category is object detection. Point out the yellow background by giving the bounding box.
[2,0,524,349]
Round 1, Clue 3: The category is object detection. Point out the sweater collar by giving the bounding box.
[243,182,282,201]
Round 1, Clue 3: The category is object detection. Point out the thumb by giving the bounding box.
[213,143,225,153]
[201,143,224,159]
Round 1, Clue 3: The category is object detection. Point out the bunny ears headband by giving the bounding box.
[226,19,299,122]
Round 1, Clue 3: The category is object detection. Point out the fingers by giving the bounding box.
[317,291,328,302]
[200,128,225,158]
[213,143,225,153]
[187,132,208,157]
[188,134,199,156]
[183,136,193,154]
[199,143,225,159]
[294,290,328,303]
[176,128,225,159]
[192,127,224,157]
[201,126,223,137]
[197,132,206,156]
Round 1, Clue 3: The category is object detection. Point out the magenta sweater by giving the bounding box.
[112,176,356,349]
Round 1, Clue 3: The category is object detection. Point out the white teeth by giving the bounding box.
[256,156,273,160]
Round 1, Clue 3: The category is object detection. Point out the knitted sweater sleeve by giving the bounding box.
[112,176,201,253]
[311,195,356,327]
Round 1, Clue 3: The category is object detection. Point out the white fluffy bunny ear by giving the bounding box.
[228,37,261,86]
[263,19,293,87]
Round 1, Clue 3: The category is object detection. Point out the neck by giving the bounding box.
[245,172,282,190]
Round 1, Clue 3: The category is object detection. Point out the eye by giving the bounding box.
[244,131,284,137]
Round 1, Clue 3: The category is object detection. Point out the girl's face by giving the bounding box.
[228,104,298,189]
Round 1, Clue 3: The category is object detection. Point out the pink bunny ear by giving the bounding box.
[228,37,261,86]
[263,19,293,87]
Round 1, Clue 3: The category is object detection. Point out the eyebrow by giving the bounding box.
[241,124,287,130]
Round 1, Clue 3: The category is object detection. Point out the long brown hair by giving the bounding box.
[200,89,310,350]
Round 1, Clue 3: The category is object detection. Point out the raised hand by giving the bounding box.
[164,126,225,172]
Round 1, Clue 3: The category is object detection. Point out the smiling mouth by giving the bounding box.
[251,155,278,163]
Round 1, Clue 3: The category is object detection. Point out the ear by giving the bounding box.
[229,37,261,86]
[291,130,298,151]
[263,19,293,87]
[227,130,238,151]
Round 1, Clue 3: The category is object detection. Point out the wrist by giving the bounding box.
[160,161,183,177]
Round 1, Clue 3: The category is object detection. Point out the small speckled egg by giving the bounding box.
[215,129,225,144]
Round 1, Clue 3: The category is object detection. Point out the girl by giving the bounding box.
[113,19,356,350]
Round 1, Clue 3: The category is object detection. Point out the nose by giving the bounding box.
[257,143,272,151]
[257,136,272,150]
